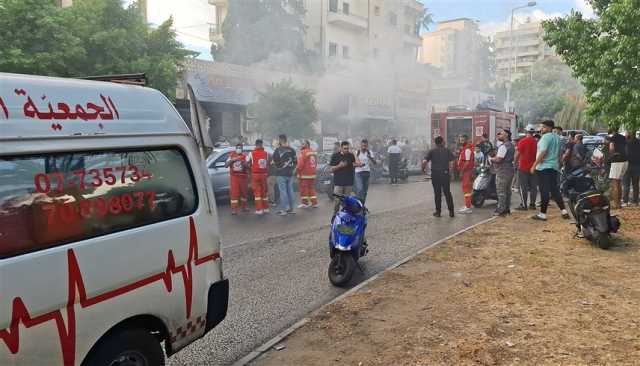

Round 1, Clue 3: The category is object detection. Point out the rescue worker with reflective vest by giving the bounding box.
[457,135,475,214]
[249,139,270,215]
[226,143,249,215]
[296,140,319,208]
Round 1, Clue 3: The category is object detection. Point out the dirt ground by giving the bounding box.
[253,208,640,366]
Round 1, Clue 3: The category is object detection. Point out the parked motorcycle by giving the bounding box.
[561,167,620,249]
[471,165,497,208]
[328,194,368,287]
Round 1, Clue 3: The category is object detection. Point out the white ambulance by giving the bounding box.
[0,73,228,365]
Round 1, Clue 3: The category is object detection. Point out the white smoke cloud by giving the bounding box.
[574,0,596,18]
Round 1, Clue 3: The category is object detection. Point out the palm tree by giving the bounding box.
[417,8,434,35]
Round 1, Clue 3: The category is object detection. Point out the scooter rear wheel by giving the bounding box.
[328,252,355,287]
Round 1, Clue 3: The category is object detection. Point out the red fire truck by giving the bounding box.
[430,109,517,147]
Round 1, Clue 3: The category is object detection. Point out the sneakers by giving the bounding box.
[515,205,528,211]
[458,207,473,214]
[277,210,288,216]
[298,203,311,209]
[311,204,319,208]
[449,211,455,218]
[287,210,296,215]
[561,209,570,219]
[433,212,441,217]
[255,210,264,215]
[532,213,547,221]
[263,208,270,213]
[621,202,629,208]
[529,203,537,210]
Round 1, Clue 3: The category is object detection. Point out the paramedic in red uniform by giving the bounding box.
[226,143,249,215]
[249,139,270,215]
[457,135,475,214]
[296,140,319,208]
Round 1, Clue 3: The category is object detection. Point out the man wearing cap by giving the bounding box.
[248,139,270,215]
[515,125,538,210]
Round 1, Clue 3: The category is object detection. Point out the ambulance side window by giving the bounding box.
[0,148,198,259]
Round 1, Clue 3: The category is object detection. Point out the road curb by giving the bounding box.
[231,215,497,366]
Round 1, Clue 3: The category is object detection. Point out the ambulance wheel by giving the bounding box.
[82,328,165,366]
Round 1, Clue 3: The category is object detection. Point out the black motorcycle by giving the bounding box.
[561,168,621,249]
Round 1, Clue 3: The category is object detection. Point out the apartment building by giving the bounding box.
[204,0,433,137]
[495,20,556,83]
[418,18,488,84]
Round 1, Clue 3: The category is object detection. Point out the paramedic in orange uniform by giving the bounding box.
[226,143,249,215]
[249,139,270,215]
[296,140,319,208]
[457,134,475,214]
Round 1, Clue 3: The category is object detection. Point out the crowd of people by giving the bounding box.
[221,122,639,221]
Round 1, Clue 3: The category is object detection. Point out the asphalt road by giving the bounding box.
[168,178,496,365]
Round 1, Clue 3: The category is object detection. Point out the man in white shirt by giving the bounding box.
[355,139,377,203]
[387,139,403,185]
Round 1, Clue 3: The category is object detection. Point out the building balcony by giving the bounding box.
[208,0,227,6]
[327,10,368,31]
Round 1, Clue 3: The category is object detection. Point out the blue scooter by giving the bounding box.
[328,194,368,287]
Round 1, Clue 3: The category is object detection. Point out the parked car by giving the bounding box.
[206,146,274,199]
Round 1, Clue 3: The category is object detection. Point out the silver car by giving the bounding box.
[206,145,274,199]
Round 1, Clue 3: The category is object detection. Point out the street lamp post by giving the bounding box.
[505,1,536,113]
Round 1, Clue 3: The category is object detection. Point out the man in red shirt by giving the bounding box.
[515,125,538,210]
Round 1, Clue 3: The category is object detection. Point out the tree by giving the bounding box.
[543,0,640,129]
[0,0,194,99]
[417,8,434,33]
[214,0,318,72]
[509,58,583,126]
[252,80,318,139]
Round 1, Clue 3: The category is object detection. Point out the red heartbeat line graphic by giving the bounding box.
[0,217,219,366]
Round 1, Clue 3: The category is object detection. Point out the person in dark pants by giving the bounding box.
[422,136,456,217]
[387,139,402,185]
[623,131,640,206]
[531,120,570,221]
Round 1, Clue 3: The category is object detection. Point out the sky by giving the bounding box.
[136,0,595,61]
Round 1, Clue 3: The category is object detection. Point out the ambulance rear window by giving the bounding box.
[0,148,197,259]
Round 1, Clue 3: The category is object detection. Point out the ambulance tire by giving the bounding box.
[82,328,165,366]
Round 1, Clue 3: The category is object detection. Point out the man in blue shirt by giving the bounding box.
[530,120,569,221]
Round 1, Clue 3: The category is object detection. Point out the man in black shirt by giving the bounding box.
[272,134,298,215]
[423,136,456,217]
[330,141,360,214]
[608,128,628,209]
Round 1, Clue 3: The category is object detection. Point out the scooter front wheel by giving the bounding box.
[472,191,485,208]
[328,252,355,287]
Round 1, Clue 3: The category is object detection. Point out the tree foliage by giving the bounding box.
[252,80,318,139]
[543,0,640,129]
[213,0,318,72]
[417,8,434,33]
[0,0,194,99]
[509,58,584,125]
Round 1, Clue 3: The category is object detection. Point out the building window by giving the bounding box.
[342,2,349,15]
[372,48,379,59]
[329,42,337,57]
[389,12,397,26]
[343,46,350,59]
[374,6,380,15]
[329,0,338,12]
